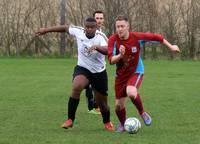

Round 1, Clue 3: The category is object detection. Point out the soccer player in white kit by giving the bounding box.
[86,10,106,114]
[35,18,115,131]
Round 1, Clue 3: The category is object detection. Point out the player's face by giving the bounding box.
[115,20,129,40]
[94,13,104,28]
[84,21,97,38]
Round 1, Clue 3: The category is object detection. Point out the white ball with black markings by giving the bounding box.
[124,117,141,134]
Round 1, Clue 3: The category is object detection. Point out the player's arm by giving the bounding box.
[163,39,180,53]
[136,32,180,53]
[35,24,70,36]
[135,32,164,42]
[88,32,109,55]
[109,45,125,64]
[108,36,124,64]
[89,45,108,55]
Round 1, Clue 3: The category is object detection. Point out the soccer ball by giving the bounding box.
[124,117,141,134]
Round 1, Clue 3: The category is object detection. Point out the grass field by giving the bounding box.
[0,58,200,144]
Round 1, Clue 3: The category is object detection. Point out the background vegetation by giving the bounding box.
[0,0,199,59]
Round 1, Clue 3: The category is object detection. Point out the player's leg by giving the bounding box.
[85,85,94,111]
[93,99,100,113]
[114,80,127,132]
[94,91,114,131]
[115,98,126,132]
[62,66,90,129]
[127,73,152,126]
[92,70,115,131]
[85,85,100,114]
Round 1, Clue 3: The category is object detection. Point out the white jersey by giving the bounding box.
[68,25,108,73]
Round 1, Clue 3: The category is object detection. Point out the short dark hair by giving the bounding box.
[93,10,104,17]
[115,15,128,22]
[85,17,97,23]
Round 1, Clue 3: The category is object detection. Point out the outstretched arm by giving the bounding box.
[163,39,180,53]
[135,32,180,53]
[35,24,69,36]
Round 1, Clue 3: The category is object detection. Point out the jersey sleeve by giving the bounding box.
[68,25,83,37]
[133,32,164,43]
[99,32,108,46]
[108,35,117,64]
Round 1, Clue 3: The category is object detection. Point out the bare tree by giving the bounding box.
[160,1,181,59]
[179,0,200,59]
[0,0,199,59]
[1,0,12,56]
[60,0,66,57]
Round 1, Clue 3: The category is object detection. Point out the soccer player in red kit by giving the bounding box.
[108,15,180,132]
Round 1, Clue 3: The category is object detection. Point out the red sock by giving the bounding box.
[115,108,126,125]
[133,94,144,115]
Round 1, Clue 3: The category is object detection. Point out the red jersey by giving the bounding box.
[108,32,163,81]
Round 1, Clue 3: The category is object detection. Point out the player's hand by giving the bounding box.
[119,45,125,57]
[35,28,47,36]
[88,45,98,53]
[170,45,181,53]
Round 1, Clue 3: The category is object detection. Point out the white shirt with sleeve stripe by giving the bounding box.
[68,25,108,73]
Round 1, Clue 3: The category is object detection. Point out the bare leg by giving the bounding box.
[68,75,89,120]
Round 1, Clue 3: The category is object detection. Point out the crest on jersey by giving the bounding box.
[131,47,137,53]
[83,46,92,57]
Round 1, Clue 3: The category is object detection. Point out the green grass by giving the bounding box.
[0,58,200,144]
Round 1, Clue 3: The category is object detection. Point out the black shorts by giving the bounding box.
[73,65,108,96]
